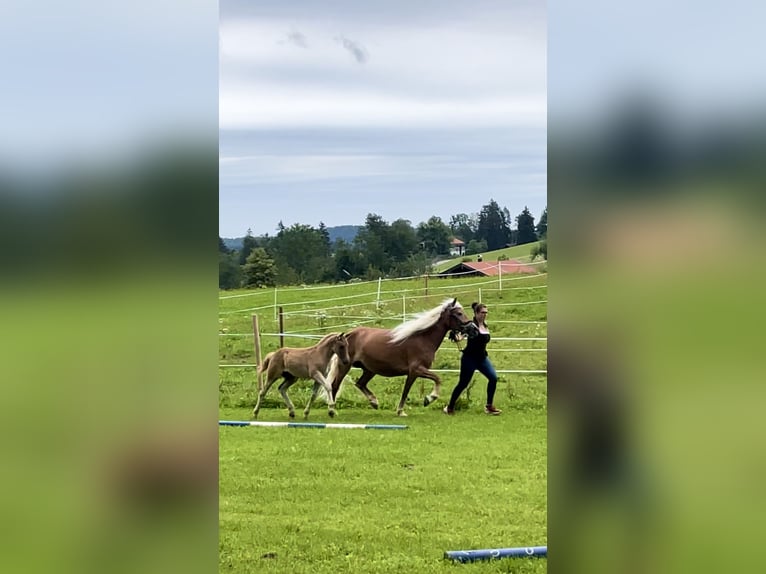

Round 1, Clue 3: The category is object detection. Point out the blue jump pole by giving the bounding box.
[444,546,547,562]
[219,420,408,430]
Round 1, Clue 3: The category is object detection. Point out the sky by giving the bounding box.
[219,0,547,238]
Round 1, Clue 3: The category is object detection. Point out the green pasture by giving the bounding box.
[432,242,543,273]
[219,273,547,573]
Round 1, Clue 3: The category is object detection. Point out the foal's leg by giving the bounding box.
[278,376,298,418]
[303,381,322,419]
[314,371,337,418]
[304,372,337,418]
[354,369,379,410]
[253,374,279,418]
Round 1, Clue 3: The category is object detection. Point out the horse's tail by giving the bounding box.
[258,352,275,377]
[318,354,346,403]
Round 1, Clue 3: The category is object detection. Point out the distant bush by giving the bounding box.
[497,254,508,261]
[530,240,547,261]
[461,257,473,262]
[466,239,488,255]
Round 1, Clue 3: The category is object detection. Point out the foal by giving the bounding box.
[253,332,350,419]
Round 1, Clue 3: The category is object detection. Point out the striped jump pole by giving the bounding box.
[219,420,408,430]
[444,546,547,562]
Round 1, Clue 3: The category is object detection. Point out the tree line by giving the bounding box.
[219,199,547,289]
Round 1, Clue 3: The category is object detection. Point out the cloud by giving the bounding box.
[285,30,307,48]
[335,35,368,64]
[219,85,546,130]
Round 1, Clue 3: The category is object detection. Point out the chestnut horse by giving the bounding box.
[327,298,478,416]
[253,332,351,419]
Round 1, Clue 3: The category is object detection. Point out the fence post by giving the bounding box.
[402,294,406,323]
[479,288,482,303]
[424,273,428,297]
[377,277,382,308]
[252,314,263,390]
[278,306,284,348]
[498,261,502,291]
[274,287,278,321]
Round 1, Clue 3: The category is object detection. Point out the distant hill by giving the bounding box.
[327,225,361,244]
[222,237,243,251]
[222,225,361,252]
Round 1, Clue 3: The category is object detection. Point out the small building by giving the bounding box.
[437,260,538,277]
[449,238,465,257]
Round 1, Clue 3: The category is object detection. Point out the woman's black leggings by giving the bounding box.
[448,353,499,408]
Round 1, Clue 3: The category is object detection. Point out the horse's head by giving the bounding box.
[333,332,351,365]
[445,299,479,339]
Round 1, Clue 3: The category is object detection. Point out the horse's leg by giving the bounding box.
[396,373,420,417]
[278,376,298,418]
[354,369,379,410]
[330,362,353,401]
[253,374,279,418]
[303,380,322,419]
[416,369,443,407]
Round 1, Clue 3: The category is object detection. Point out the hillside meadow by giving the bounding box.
[433,242,544,273]
[219,271,547,573]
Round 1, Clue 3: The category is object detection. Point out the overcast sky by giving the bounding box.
[219,0,547,238]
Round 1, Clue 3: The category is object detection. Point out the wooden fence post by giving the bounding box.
[278,306,284,348]
[252,314,263,390]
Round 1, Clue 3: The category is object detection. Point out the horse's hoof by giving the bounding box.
[371,402,379,410]
[328,410,336,418]
[288,411,295,419]
[397,411,408,417]
[423,396,434,407]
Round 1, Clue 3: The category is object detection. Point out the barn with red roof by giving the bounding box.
[437,259,538,277]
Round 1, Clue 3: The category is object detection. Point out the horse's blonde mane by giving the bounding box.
[389,298,461,343]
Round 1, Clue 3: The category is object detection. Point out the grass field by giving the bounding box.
[220,273,547,573]
[432,242,543,273]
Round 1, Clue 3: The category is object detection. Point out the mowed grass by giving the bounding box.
[220,274,547,573]
[219,394,546,574]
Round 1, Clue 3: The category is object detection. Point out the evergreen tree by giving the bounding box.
[476,199,512,250]
[354,214,392,273]
[218,236,230,254]
[238,228,258,265]
[416,216,451,256]
[318,221,331,254]
[219,252,241,289]
[271,223,333,284]
[386,219,418,264]
[536,207,547,239]
[515,206,537,245]
[333,239,367,281]
[243,248,277,288]
[448,213,477,243]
